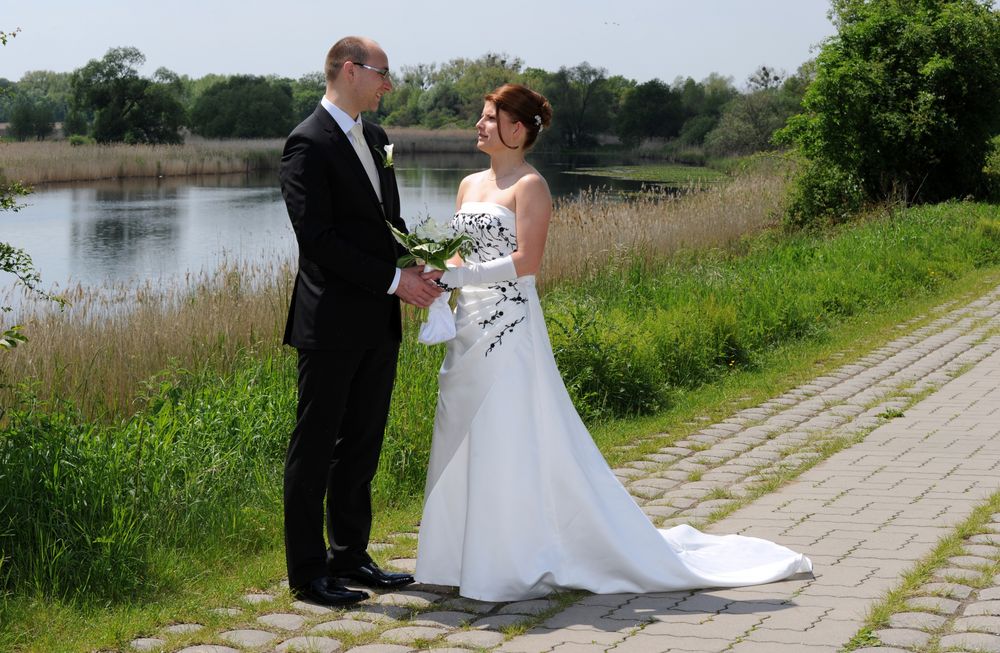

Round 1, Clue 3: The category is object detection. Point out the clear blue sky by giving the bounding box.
[2,1,837,87]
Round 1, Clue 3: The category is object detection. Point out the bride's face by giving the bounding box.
[476,101,521,153]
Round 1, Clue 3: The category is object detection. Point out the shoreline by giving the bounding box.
[0,128,478,186]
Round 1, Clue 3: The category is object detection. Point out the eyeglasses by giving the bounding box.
[350,62,391,80]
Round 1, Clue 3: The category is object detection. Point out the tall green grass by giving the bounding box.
[2,201,999,644]
[546,201,1000,420]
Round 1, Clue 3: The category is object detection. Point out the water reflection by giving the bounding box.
[69,183,183,279]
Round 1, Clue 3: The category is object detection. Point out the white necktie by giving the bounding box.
[349,122,382,203]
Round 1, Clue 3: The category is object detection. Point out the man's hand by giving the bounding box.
[420,269,445,282]
[395,266,443,308]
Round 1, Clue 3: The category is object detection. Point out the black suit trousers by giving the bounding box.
[284,343,399,589]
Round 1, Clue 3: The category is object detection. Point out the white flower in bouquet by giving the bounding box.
[386,217,471,270]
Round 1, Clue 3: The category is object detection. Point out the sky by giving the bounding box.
[2,1,837,87]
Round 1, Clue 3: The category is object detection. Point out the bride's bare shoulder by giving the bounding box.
[517,169,551,201]
[455,170,490,208]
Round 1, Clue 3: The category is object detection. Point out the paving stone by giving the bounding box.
[906,595,961,613]
[219,628,280,647]
[850,648,912,652]
[411,611,476,627]
[276,636,342,653]
[954,615,1000,634]
[949,555,994,569]
[472,613,535,630]
[964,545,1000,559]
[162,623,204,634]
[981,587,1000,600]
[872,627,932,648]
[346,605,409,622]
[498,599,558,615]
[242,592,275,604]
[210,607,243,617]
[923,582,976,599]
[380,625,448,643]
[971,534,1000,546]
[445,629,506,648]
[387,558,416,573]
[130,638,166,651]
[965,600,1000,617]
[374,591,439,608]
[310,619,378,635]
[175,647,242,653]
[292,600,335,616]
[940,632,1000,651]
[259,612,307,631]
[440,597,498,614]
[342,646,413,653]
[887,611,947,630]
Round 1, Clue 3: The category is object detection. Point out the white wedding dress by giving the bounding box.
[414,202,812,601]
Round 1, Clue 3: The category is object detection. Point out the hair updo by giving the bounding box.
[485,83,552,150]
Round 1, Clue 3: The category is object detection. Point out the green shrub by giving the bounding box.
[784,157,867,228]
[68,134,95,146]
[548,301,665,421]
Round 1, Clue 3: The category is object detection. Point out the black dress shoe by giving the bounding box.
[292,576,368,607]
[332,561,414,589]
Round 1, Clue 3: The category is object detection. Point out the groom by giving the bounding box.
[279,35,442,607]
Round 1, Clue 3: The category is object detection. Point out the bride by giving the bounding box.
[414,83,811,601]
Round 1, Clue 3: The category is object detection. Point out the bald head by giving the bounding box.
[325,36,380,82]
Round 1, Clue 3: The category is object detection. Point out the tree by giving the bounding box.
[532,63,613,148]
[290,72,325,122]
[779,0,1000,223]
[189,75,294,138]
[15,70,72,122]
[616,79,683,146]
[70,47,186,144]
[9,96,54,140]
[703,65,805,157]
[674,74,738,145]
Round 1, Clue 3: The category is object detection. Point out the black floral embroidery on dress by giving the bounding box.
[485,317,525,357]
[452,210,526,357]
[479,309,504,329]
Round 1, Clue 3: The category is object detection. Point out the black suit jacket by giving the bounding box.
[280,104,407,348]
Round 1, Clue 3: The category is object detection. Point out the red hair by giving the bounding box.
[485,84,552,150]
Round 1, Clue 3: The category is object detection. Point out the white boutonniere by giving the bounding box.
[381,143,394,168]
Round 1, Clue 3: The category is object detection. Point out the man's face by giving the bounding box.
[352,47,393,114]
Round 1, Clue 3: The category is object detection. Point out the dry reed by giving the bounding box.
[0,130,476,186]
[0,138,283,185]
[541,158,792,284]
[1,260,293,418]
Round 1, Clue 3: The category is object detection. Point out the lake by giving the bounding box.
[2,151,647,296]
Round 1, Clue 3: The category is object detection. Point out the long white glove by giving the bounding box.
[439,255,517,289]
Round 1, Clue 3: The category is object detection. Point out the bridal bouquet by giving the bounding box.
[387,218,471,345]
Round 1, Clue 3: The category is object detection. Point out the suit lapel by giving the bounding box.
[318,107,385,216]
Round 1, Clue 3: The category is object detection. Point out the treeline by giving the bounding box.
[0,47,808,158]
